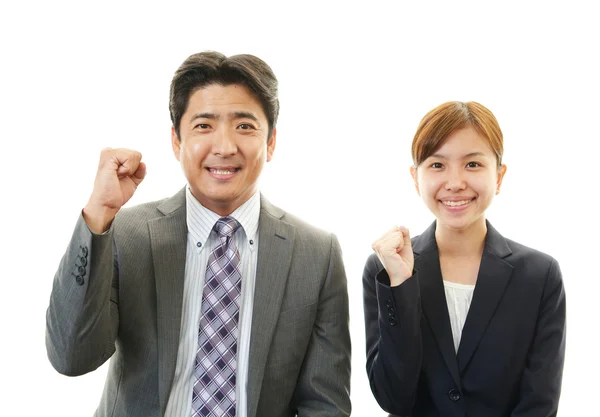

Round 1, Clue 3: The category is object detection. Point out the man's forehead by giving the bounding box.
[189,111,260,121]
[184,86,266,121]
[190,82,254,98]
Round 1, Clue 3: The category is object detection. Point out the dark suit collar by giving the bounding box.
[411,220,437,255]
[414,234,461,389]
[482,220,512,258]
[414,219,514,385]
[457,221,514,374]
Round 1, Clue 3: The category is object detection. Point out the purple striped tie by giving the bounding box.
[192,217,242,417]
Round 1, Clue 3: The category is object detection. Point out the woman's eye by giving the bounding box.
[466,162,481,168]
[430,162,443,169]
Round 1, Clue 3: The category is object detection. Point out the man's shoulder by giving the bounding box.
[115,198,168,224]
[261,198,334,243]
[282,210,330,236]
[114,188,186,227]
[114,191,184,230]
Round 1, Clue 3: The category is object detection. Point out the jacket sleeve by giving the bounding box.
[511,258,566,417]
[363,253,422,416]
[294,234,352,417]
[45,214,120,376]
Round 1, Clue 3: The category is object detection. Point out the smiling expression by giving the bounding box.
[411,126,506,232]
[171,83,276,215]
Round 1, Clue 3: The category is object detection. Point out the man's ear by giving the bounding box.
[171,126,181,162]
[266,128,277,162]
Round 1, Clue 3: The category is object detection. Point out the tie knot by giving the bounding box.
[214,216,241,238]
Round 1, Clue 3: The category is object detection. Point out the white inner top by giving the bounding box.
[443,280,475,353]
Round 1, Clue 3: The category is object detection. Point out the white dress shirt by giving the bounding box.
[443,280,475,353]
[165,188,260,417]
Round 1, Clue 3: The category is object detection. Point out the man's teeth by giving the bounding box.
[211,169,235,174]
[443,199,471,207]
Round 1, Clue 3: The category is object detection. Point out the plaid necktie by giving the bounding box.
[192,216,242,417]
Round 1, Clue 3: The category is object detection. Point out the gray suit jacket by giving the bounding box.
[46,188,351,417]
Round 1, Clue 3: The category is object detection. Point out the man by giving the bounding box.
[46,51,351,417]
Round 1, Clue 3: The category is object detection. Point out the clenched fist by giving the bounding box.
[83,148,147,233]
[372,226,414,287]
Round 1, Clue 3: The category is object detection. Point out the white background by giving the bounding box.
[1,1,598,415]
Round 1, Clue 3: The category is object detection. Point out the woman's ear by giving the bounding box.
[410,165,420,196]
[496,164,507,194]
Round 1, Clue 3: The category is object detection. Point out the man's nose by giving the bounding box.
[212,128,237,156]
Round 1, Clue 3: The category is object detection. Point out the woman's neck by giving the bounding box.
[435,217,487,257]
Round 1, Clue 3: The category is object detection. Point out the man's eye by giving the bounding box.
[195,123,211,129]
[238,123,254,130]
[466,162,481,168]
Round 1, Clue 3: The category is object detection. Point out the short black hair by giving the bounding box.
[169,51,279,143]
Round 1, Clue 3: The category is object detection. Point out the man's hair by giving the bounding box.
[411,101,504,168]
[169,51,279,143]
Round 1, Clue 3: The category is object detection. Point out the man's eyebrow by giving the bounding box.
[189,112,259,122]
[190,112,217,121]
[232,111,258,121]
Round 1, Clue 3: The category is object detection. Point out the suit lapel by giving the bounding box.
[413,223,462,389]
[456,221,513,374]
[247,196,295,417]
[148,188,188,416]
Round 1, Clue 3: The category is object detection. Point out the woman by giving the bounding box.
[363,101,566,416]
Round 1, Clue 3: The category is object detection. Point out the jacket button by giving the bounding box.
[389,317,397,326]
[79,256,88,267]
[387,307,395,316]
[386,299,392,308]
[448,389,461,401]
[75,275,85,286]
[80,246,88,257]
[78,266,86,276]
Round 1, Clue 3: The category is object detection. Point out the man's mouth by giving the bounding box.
[208,168,239,175]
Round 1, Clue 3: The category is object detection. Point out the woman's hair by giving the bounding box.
[411,101,504,168]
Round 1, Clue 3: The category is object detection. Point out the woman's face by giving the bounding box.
[411,126,507,232]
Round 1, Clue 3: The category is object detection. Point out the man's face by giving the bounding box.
[172,83,276,215]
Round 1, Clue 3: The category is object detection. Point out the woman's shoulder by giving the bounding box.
[486,221,558,269]
[485,221,562,289]
[503,237,557,267]
[501,237,563,291]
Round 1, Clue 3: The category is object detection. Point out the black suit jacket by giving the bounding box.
[363,221,566,417]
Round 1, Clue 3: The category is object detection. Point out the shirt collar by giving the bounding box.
[185,187,261,250]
